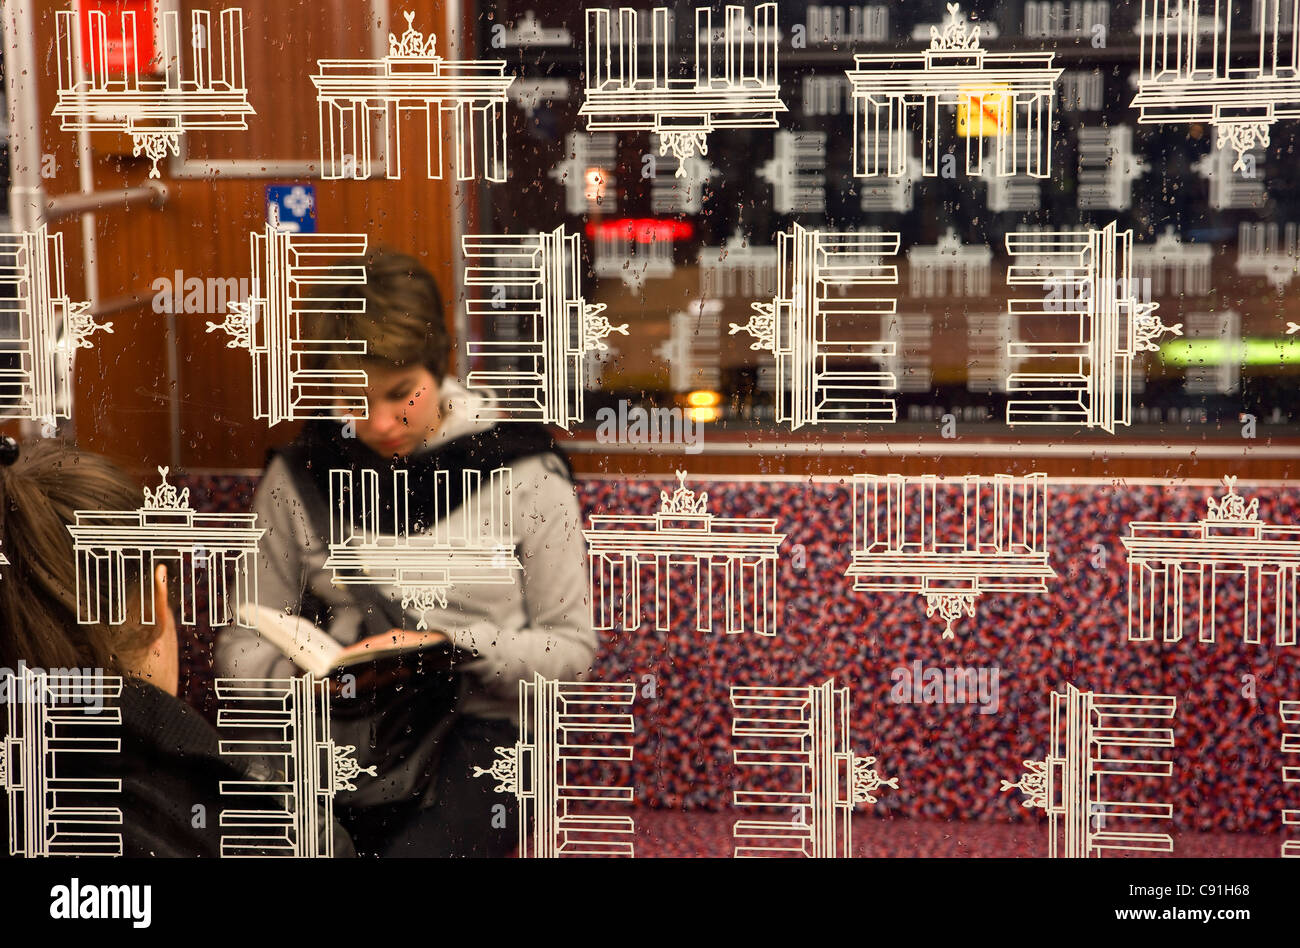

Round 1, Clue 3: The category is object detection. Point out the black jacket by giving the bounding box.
[1,678,355,858]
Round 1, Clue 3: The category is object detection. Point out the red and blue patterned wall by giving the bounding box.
[178,473,1299,838]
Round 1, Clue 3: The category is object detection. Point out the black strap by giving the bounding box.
[274,419,573,534]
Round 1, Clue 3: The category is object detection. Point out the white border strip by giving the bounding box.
[564,439,1300,459]
[184,468,1297,489]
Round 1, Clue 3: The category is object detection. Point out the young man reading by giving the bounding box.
[215,249,596,857]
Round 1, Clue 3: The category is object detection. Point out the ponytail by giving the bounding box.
[0,439,152,672]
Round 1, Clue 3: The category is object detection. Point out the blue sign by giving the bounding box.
[265,184,316,233]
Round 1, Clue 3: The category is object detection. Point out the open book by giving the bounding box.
[237,602,459,677]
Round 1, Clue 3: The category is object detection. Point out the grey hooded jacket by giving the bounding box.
[214,379,597,722]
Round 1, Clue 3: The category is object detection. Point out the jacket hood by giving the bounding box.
[425,376,497,451]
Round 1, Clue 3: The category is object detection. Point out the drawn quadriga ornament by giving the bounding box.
[1130,0,1300,173]
[312,10,514,181]
[846,3,1062,179]
[53,8,255,178]
[579,4,786,177]
[68,466,263,629]
[845,473,1057,639]
[731,679,898,858]
[1123,475,1300,646]
[1002,684,1176,858]
[473,673,638,858]
[584,471,786,637]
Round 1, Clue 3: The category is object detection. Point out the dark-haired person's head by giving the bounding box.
[0,440,178,690]
[314,248,452,458]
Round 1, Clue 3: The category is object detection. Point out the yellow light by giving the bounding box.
[686,389,722,408]
[687,406,719,423]
[957,84,1010,138]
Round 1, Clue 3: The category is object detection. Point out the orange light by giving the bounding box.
[584,167,606,203]
[956,84,1010,138]
[686,389,722,408]
[687,406,719,423]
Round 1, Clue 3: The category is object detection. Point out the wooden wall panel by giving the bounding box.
[182,0,380,163]
[564,441,1300,480]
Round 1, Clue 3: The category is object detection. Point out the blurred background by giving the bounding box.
[2,0,1298,858]
[2,0,1298,478]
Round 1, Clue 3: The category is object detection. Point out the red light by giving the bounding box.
[584,218,695,243]
[80,0,156,76]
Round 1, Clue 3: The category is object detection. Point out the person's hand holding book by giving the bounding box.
[328,628,450,698]
[335,628,447,662]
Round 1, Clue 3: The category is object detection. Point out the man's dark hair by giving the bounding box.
[315,248,451,380]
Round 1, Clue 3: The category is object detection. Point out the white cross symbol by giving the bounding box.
[282,186,314,219]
